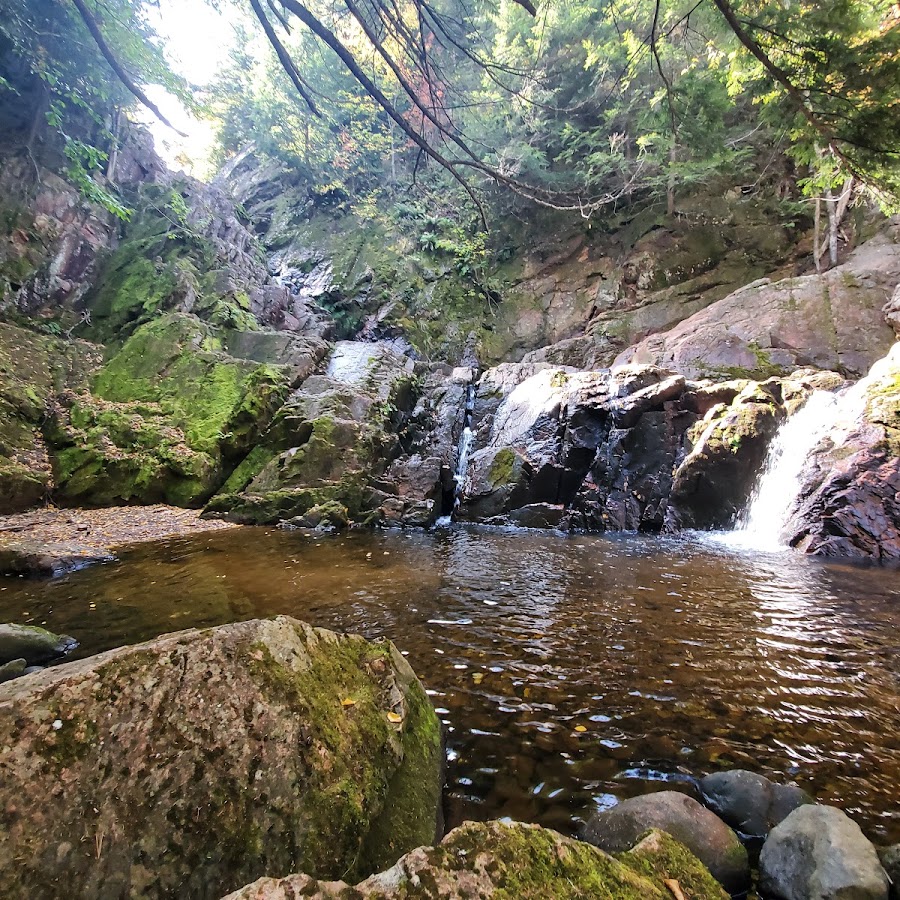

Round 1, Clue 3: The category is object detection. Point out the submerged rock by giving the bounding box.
[0,623,77,665]
[582,790,749,894]
[0,539,116,576]
[0,616,443,899]
[759,805,889,900]
[222,821,728,899]
[699,769,812,840]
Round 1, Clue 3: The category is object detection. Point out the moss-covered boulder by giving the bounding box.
[0,322,101,513]
[209,340,418,525]
[48,312,296,506]
[666,381,786,529]
[0,616,443,899]
[223,821,728,899]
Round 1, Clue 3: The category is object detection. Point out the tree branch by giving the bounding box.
[70,0,186,135]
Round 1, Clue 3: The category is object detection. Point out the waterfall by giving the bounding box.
[436,381,476,525]
[729,380,870,551]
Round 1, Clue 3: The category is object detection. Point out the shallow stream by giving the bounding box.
[2,526,899,843]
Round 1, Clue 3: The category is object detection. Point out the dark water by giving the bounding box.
[2,526,899,843]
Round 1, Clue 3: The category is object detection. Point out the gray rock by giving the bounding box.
[700,769,813,839]
[877,845,900,900]
[0,616,443,900]
[0,623,77,666]
[759,805,889,900]
[582,789,749,893]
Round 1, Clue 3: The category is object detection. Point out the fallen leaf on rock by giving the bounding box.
[386,711,403,724]
[341,698,356,708]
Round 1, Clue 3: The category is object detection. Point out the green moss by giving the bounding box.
[489,448,519,489]
[246,633,440,881]
[220,446,276,494]
[617,830,728,899]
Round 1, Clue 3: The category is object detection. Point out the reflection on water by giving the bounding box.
[2,526,899,842]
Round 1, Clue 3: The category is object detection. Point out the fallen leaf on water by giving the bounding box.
[574,725,587,733]
[472,673,484,684]
[386,711,403,724]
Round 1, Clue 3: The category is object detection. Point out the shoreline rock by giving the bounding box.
[0,616,443,899]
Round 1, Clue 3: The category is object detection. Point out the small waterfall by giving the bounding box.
[437,381,476,525]
[729,381,869,551]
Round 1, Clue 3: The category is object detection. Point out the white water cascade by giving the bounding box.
[728,376,874,551]
[436,382,476,526]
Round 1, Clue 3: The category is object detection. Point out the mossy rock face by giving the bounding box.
[667,383,785,529]
[223,822,728,899]
[45,312,296,506]
[0,616,442,899]
[0,322,102,512]
[210,340,418,525]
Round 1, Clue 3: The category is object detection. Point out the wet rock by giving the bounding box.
[0,539,116,576]
[785,343,900,559]
[222,821,728,899]
[616,225,900,380]
[759,805,889,900]
[667,382,785,529]
[877,845,900,900]
[0,623,77,666]
[0,616,443,899]
[583,790,749,893]
[699,769,813,840]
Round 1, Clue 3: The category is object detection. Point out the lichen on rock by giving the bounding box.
[0,616,443,899]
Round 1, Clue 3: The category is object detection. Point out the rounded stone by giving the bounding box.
[700,769,813,839]
[759,805,889,900]
[582,789,749,894]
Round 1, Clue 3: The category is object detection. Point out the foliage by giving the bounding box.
[0,0,190,214]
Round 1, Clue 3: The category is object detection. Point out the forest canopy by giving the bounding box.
[1,0,899,224]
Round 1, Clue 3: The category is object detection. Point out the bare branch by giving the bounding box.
[70,0,186,135]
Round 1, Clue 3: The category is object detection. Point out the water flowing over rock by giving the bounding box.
[759,805,890,900]
[582,790,750,894]
[0,616,443,899]
[222,821,728,900]
[781,342,900,558]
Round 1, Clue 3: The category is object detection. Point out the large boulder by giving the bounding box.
[0,616,443,899]
[759,805,889,900]
[222,822,728,900]
[877,845,900,900]
[699,770,812,840]
[615,225,900,380]
[582,790,749,894]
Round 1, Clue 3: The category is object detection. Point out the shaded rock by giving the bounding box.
[0,623,77,665]
[583,790,749,893]
[759,805,889,900]
[877,845,900,900]
[785,343,900,559]
[222,821,727,900]
[617,225,900,380]
[0,658,26,682]
[699,769,813,840]
[0,616,443,899]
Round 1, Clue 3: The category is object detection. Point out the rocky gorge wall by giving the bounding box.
[1,130,899,559]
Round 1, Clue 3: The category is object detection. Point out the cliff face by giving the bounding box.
[1,120,898,558]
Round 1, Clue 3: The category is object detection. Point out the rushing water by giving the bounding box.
[2,526,899,842]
